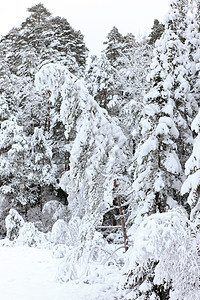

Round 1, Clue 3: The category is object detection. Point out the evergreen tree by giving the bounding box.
[185,0,200,111]
[103,26,124,66]
[0,3,88,213]
[124,209,200,299]
[23,3,51,27]
[182,109,200,226]
[116,39,152,144]
[168,0,189,43]
[148,19,165,45]
[121,33,137,53]
[129,0,194,226]
[0,118,30,206]
[85,54,117,111]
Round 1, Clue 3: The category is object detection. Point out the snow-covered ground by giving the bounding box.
[0,245,117,300]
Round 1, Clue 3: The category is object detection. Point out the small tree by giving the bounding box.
[124,209,200,300]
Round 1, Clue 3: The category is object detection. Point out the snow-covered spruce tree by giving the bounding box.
[185,0,200,111]
[181,0,200,225]
[129,92,183,228]
[165,0,195,168]
[181,109,200,226]
[130,32,187,227]
[125,1,199,297]
[129,0,195,225]
[35,63,131,279]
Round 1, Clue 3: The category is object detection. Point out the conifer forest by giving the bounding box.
[0,1,200,299]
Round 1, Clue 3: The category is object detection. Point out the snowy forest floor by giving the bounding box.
[0,244,119,300]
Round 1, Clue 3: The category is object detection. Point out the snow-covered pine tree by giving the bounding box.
[148,19,165,45]
[103,26,124,66]
[0,3,89,213]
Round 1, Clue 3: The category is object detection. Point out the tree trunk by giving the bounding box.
[40,185,43,212]
[114,179,128,252]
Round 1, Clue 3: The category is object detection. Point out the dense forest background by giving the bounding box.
[0,1,200,299]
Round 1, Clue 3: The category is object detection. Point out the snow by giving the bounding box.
[154,175,165,192]
[156,116,179,138]
[140,118,151,135]
[136,137,157,165]
[124,209,200,300]
[142,103,159,116]
[155,122,170,136]
[164,152,182,174]
[0,244,119,300]
[191,109,200,132]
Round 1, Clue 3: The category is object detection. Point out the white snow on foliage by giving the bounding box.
[142,103,159,116]
[35,63,131,284]
[42,200,68,222]
[155,116,179,139]
[181,110,200,224]
[35,64,130,218]
[136,137,157,165]
[164,152,182,174]
[124,209,200,300]
[191,109,200,133]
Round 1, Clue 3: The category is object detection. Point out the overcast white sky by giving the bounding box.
[0,0,170,56]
